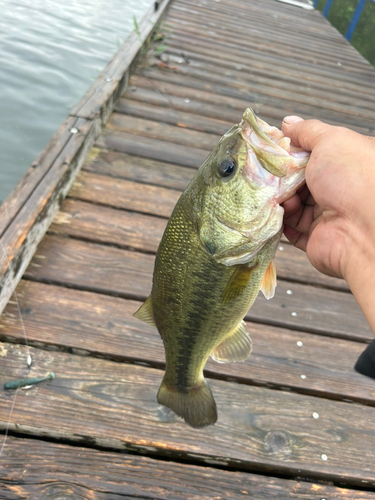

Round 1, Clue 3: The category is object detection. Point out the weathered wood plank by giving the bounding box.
[96,129,208,168]
[251,280,371,340]
[140,63,375,122]
[163,39,375,105]
[3,437,374,500]
[83,147,196,190]
[51,197,349,292]
[169,2,370,69]
[69,171,180,218]
[1,280,373,405]
[172,0,375,75]
[168,40,374,97]
[120,86,249,127]
[164,37,375,114]
[23,235,372,341]
[50,199,167,253]
[1,344,375,486]
[126,77,375,134]
[107,112,218,150]
[0,116,80,238]
[164,23,375,90]
[116,97,233,135]
[0,118,96,317]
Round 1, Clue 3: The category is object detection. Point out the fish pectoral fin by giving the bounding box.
[222,263,258,304]
[260,260,277,300]
[133,295,156,328]
[211,321,252,363]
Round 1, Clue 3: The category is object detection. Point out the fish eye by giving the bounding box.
[218,158,236,178]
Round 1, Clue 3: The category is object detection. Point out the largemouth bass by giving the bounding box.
[134,109,309,428]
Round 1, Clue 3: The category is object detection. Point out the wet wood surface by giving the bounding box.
[3,437,374,500]
[1,343,375,487]
[1,0,375,497]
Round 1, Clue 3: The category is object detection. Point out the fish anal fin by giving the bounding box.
[133,295,156,328]
[222,263,258,304]
[261,260,277,300]
[157,377,217,428]
[211,321,252,363]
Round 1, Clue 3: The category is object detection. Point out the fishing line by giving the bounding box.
[0,226,31,459]
[0,387,19,458]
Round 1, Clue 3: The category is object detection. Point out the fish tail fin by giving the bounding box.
[157,377,217,428]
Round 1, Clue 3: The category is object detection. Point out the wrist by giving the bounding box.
[344,236,375,336]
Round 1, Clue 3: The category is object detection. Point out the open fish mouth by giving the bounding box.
[240,108,309,179]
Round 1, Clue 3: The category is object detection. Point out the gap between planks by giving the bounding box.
[2,435,375,499]
[1,343,375,488]
[1,279,373,407]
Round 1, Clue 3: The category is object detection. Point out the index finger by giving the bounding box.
[281,118,335,151]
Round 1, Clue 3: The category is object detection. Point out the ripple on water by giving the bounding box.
[0,0,154,202]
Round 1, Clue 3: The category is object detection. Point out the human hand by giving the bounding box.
[281,116,375,288]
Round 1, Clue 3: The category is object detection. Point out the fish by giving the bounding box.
[134,108,309,428]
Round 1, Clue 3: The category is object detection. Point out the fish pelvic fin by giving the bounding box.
[133,295,156,328]
[211,321,252,363]
[157,378,217,428]
[260,260,277,300]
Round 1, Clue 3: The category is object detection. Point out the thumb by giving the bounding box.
[282,117,331,151]
[283,115,304,125]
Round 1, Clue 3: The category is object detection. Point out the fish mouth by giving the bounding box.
[240,108,309,177]
[214,240,267,266]
[201,215,269,265]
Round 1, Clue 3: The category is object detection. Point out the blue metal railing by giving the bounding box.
[315,0,375,40]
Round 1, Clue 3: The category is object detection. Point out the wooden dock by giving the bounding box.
[1,0,375,497]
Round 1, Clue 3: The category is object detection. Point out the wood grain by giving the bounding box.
[2,437,374,500]
[96,128,208,168]
[50,198,168,252]
[1,280,374,405]
[82,147,196,190]
[116,97,233,135]
[172,0,375,76]
[120,82,373,135]
[107,112,219,150]
[51,198,349,292]
[23,235,371,341]
[3,0,375,491]
[1,344,375,486]
[136,69,375,133]
[0,118,96,316]
[69,170,180,218]
[0,116,79,238]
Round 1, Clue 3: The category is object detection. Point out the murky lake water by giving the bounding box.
[0,0,154,203]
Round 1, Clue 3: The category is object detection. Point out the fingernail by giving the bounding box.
[283,115,304,125]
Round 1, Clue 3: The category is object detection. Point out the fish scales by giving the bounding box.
[134,109,309,428]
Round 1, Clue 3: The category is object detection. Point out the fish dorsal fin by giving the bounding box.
[222,263,258,304]
[261,260,277,300]
[133,295,156,328]
[211,321,252,363]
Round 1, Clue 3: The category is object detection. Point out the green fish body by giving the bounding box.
[134,109,309,428]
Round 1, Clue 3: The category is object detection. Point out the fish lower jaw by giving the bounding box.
[215,243,266,266]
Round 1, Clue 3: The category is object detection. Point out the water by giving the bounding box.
[0,0,155,204]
